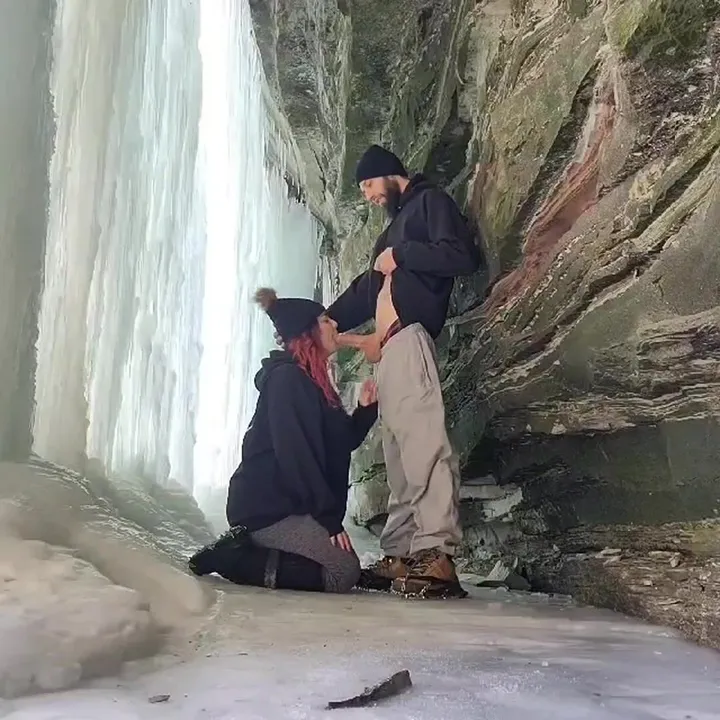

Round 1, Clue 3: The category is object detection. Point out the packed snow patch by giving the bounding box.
[0,461,215,698]
[0,537,156,698]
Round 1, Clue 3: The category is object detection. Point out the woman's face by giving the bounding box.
[316,314,339,355]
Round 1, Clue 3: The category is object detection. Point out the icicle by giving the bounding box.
[34,0,320,513]
[192,0,320,510]
[35,0,205,491]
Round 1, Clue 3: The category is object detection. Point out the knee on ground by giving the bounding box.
[326,553,361,593]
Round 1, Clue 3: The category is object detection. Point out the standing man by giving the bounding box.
[327,144,482,598]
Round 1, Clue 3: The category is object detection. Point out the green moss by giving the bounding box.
[625,0,716,61]
[482,5,605,248]
[605,0,662,50]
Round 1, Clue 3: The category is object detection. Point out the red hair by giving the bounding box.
[287,328,341,408]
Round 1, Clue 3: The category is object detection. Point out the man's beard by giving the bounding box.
[384,183,402,220]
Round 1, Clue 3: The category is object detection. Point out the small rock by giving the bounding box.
[596,548,622,557]
[670,554,682,568]
[666,568,690,582]
[649,551,674,561]
[148,695,170,704]
[458,572,485,585]
[641,579,654,586]
[476,561,531,592]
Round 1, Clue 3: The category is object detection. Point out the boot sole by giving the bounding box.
[188,528,251,576]
[391,577,469,600]
[355,562,415,592]
[188,546,217,576]
[355,571,394,592]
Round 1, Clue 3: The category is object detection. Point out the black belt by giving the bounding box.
[380,320,403,349]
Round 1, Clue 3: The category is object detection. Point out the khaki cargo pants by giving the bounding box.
[376,323,462,557]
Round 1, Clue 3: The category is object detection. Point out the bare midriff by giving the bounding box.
[375,273,400,341]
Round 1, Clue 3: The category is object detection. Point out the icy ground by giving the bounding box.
[4,573,720,718]
[1,461,719,718]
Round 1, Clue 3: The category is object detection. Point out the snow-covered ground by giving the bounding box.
[4,587,720,718]
[1,461,719,717]
[3,569,720,718]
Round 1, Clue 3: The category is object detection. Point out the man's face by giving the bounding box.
[359,176,397,207]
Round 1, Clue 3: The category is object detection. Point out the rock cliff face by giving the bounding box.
[250,0,720,647]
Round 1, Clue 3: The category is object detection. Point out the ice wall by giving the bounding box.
[33,0,205,489]
[193,0,321,511]
[0,0,55,461]
[31,0,321,510]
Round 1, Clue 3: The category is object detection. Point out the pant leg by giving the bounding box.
[377,324,462,556]
[250,515,361,593]
[378,415,417,558]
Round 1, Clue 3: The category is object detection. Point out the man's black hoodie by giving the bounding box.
[327,175,483,338]
[225,350,378,537]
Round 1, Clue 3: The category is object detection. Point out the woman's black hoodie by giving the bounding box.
[225,350,378,537]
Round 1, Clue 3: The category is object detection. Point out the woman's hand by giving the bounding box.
[358,379,378,407]
[330,530,355,554]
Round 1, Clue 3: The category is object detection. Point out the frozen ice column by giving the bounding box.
[0,0,55,460]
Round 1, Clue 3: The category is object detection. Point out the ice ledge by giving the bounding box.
[0,462,214,698]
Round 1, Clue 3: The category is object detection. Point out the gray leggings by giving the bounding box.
[250,515,360,593]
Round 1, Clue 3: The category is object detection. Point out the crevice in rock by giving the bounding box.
[423,90,474,190]
[418,5,434,44]
[615,148,717,247]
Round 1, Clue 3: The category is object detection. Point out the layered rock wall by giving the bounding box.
[251,0,720,646]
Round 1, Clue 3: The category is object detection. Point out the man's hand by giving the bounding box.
[330,530,355,554]
[373,248,397,275]
[358,379,378,407]
[338,333,382,364]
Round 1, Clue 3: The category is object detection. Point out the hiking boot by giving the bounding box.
[188,525,250,576]
[356,555,410,591]
[391,549,468,599]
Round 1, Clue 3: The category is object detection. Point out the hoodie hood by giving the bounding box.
[253,350,296,391]
[384,174,435,219]
[398,174,435,209]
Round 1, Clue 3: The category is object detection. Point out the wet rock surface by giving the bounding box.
[251,0,720,645]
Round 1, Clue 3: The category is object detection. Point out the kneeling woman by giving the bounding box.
[189,288,378,593]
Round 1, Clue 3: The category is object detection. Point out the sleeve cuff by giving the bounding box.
[318,517,344,537]
[391,244,407,268]
[354,402,378,424]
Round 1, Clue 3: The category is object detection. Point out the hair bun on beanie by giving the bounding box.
[254,287,327,343]
[254,287,278,311]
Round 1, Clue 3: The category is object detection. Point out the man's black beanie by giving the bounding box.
[355,145,408,185]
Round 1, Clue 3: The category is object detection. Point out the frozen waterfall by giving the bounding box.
[32,0,321,512]
[193,0,321,514]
